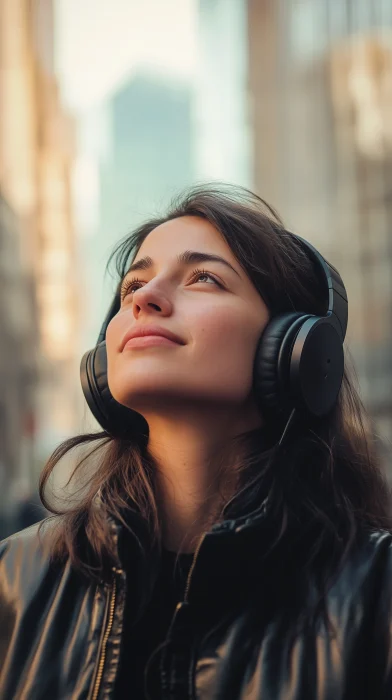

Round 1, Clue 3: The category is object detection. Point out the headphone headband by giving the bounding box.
[290,233,348,341]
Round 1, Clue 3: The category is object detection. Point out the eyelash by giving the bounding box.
[120,268,222,300]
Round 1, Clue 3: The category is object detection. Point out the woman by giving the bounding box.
[1,184,392,700]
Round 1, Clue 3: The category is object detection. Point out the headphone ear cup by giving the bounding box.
[254,312,313,420]
[289,316,344,417]
[80,342,148,439]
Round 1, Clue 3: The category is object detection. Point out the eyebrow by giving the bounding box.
[121,250,241,284]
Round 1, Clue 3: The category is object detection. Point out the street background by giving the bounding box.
[1,0,392,537]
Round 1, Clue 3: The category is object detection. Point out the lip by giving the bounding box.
[120,325,185,351]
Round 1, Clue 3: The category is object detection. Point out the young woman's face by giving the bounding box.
[106,216,269,415]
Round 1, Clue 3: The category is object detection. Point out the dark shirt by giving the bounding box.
[115,549,194,699]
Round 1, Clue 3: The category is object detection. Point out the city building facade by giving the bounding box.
[0,193,38,533]
[0,0,80,498]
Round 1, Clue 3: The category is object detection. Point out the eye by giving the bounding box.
[189,268,223,287]
[120,277,143,300]
[120,267,223,301]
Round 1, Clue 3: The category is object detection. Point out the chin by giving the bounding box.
[109,367,252,411]
[113,389,250,416]
[110,379,182,410]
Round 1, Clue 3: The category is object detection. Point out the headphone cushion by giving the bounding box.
[81,342,147,438]
[254,311,312,416]
[93,342,118,419]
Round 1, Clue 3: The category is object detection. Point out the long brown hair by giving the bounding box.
[39,183,391,591]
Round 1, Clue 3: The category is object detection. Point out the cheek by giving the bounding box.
[194,308,262,377]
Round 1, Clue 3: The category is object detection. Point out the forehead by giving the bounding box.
[136,216,237,262]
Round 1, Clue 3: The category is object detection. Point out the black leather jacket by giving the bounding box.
[1,510,392,700]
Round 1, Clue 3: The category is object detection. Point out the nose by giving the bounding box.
[132,281,173,319]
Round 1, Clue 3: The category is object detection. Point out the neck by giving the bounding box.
[145,403,263,552]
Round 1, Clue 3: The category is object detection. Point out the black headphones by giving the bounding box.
[80,232,348,438]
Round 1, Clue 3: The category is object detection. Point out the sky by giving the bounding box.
[54,0,197,113]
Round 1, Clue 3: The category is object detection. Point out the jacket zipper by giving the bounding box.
[91,572,118,700]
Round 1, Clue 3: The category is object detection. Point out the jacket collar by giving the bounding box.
[101,490,271,560]
[102,493,272,610]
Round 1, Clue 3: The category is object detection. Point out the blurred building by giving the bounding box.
[0,0,80,493]
[100,72,194,233]
[0,193,38,535]
[247,0,392,471]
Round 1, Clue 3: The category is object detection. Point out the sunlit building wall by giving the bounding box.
[0,0,80,473]
[0,194,38,523]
